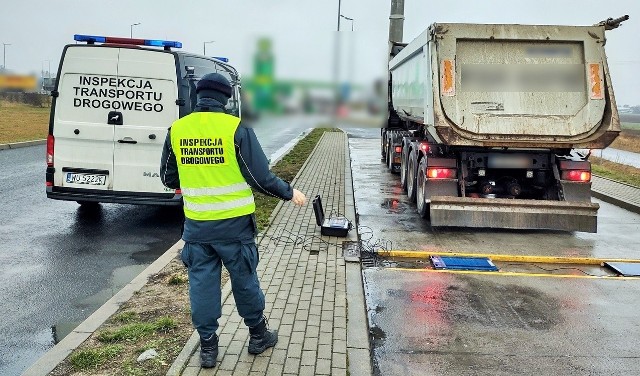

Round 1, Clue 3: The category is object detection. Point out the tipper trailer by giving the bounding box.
[382,16,628,233]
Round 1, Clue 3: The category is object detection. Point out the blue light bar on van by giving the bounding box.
[212,57,229,63]
[73,34,182,48]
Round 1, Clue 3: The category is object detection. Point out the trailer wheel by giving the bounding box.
[387,145,397,173]
[406,153,417,203]
[416,158,430,219]
[400,149,408,191]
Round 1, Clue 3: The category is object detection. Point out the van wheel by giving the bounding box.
[77,201,100,208]
[416,158,430,219]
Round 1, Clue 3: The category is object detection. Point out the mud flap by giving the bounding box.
[429,196,599,233]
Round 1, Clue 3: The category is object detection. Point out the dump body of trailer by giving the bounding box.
[389,23,620,149]
[385,20,625,233]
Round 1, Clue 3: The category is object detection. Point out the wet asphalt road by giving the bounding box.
[0,115,317,376]
[345,128,640,376]
[594,147,640,169]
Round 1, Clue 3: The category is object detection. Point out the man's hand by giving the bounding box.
[291,189,306,206]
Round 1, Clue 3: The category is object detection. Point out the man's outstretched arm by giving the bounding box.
[235,126,306,205]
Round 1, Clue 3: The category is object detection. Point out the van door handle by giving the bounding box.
[118,137,137,144]
[108,111,123,125]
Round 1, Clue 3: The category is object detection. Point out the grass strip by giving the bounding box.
[0,100,50,144]
[621,122,640,132]
[96,317,177,343]
[69,344,124,370]
[254,127,342,230]
[591,156,640,188]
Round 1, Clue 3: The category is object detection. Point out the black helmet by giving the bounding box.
[196,73,232,98]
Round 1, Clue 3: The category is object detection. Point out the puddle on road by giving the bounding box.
[369,325,387,348]
[443,276,562,330]
[52,264,147,343]
[77,264,147,308]
[51,321,82,344]
[380,198,410,214]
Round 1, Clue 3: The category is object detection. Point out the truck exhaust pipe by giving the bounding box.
[388,0,406,44]
[596,15,629,30]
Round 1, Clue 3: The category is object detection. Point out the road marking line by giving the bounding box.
[379,250,640,266]
[386,267,640,280]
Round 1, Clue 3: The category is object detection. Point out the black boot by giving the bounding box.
[200,333,218,368]
[248,317,278,354]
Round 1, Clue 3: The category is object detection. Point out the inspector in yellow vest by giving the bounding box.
[170,112,255,221]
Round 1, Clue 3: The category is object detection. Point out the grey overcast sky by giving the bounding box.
[1,0,638,104]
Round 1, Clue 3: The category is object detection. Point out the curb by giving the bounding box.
[166,282,233,376]
[592,190,640,215]
[0,139,46,151]
[21,239,184,376]
[341,131,374,376]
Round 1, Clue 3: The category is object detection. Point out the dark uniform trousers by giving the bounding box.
[181,239,265,339]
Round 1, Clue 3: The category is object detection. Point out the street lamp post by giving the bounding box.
[340,14,356,94]
[332,1,343,124]
[340,15,355,101]
[2,43,11,70]
[130,22,141,38]
[42,60,51,78]
[337,0,342,31]
[340,14,354,31]
[203,41,215,56]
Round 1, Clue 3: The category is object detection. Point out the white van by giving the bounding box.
[46,34,242,206]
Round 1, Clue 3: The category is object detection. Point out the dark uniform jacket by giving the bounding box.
[161,98,293,242]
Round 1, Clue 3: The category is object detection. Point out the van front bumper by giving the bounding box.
[46,186,182,206]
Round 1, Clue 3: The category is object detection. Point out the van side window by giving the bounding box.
[183,56,239,115]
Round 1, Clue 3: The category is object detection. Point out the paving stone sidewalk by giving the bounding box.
[592,176,640,214]
[170,131,370,376]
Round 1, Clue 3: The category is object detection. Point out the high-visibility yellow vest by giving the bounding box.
[170,112,255,221]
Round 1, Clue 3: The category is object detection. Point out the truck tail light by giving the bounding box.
[394,146,402,153]
[427,168,456,179]
[562,170,591,182]
[46,134,55,167]
[419,142,430,153]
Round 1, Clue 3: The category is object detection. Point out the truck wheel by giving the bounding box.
[416,158,430,219]
[387,145,397,173]
[400,150,408,192]
[406,154,417,203]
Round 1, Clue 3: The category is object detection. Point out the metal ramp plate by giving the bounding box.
[603,262,640,277]
[429,196,599,233]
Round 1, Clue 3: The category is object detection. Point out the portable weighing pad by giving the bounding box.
[430,255,498,271]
